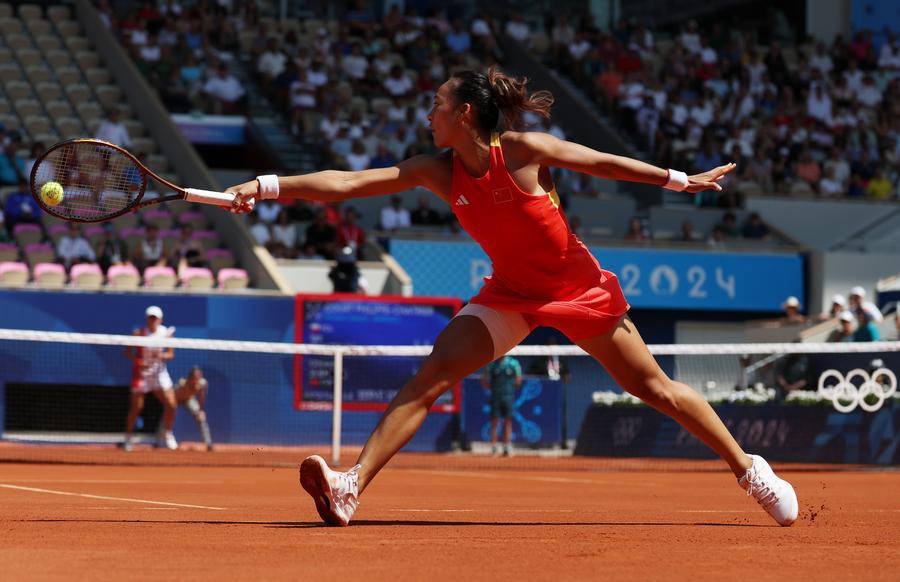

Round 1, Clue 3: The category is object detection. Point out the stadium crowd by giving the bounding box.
[531,14,900,205]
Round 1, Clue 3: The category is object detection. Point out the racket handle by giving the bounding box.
[184,188,236,207]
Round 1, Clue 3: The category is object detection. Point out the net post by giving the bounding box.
[331,349,344,467]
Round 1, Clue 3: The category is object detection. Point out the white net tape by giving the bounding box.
[0,328,897,357]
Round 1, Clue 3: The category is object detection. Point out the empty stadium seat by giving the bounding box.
[0,261,28,286]
[25,20,52,37]
[16,48,42,67]
[74,51,99,71]
[0,4,12,18]
[70,262,103,289]
[55,116,83,138]
[217,268,249,289]
[24,242,55,266]
[47,5,70,23]
[181,266,214,289]
[18,4,42,20]
[63,35,88,53]
[34,81,62,103]
[35,33,60,52]
[24,115,52,136]
[55,21,79,39]
[44,48,71,68]
[47,223,68,245]
[56,66,80,86]
[0,17,23,36]
[65,83,91,103]
[14,98,41,117]
[192,230,220,250]
[118,226,146,253]
[143,265,177,289]
[84,67,109,86]
[106,263,140,289]
[5,81,31,100]
[0,242,19,262]
[177,211,207,230]
[206,248,235,273]
[13,223,43,247]
[33,262,65,288]
[83,225,104,247]
[142,209,173,229]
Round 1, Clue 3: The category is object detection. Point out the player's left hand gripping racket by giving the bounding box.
[30,138,239,223]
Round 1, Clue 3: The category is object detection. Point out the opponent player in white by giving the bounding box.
[173,366,214,451]
[123,305,178,451]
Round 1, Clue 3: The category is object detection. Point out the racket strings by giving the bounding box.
[33,142,145,221]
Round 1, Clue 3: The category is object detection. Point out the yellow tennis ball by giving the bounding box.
[40,181,64,206]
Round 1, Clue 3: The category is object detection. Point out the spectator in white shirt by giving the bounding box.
[809,42,834,74]
[138,34,162,63]
[855,75,882,109]
[818,166,844,197]
[878,35,900,69]
[849,286,884,322]
[257,38,287,83]
[247,212,271,246]
[505,14,531,45]
[269,209,298,258]
[307,58,329,88]
[843,59,864,93]
[680,20,701,54]
[203,64,245,114]
[806,84,833,126]
[342,43,369,80]
[380,195,411,231]
[383,65,413,98]
[95,109,132,148]
[57,223,97,268]
[699,37,717,65]
[256,200,281,224]
[345,140,371,171]
[823,147,851,186]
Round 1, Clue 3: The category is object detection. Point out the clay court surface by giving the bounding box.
[1,448,897,581]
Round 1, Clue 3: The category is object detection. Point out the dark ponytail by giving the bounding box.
[451,65,554,131]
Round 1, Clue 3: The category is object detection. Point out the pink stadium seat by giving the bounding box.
[48,223,69,244]
[107,264,141,289]
[206,248,236,273]
[70,262,104,289]
[24,242,56,265]
[142,209,173,229]
[84,225,105,246]
[180,266,214,289]
[143,265,177,289]
[178,211,206,229]
[33,262,66,288]
[217,268,249,289]
[191,229,220,250]
[0,242,18,262]
[0,261,29,286]
[13,222,43,247]
[160,228,180,246]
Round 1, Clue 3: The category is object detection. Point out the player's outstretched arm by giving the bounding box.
[507,131,735,193]
[226,154,445,212]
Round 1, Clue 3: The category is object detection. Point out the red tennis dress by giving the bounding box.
[451,133,629,341]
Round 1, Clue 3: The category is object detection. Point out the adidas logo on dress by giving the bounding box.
[455,195,470,206]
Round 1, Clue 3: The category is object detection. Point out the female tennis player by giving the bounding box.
[227,67,798,527]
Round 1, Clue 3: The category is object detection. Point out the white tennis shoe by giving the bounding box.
[299,455,361,527]
[164,431,178,451]
[738,454,798,526]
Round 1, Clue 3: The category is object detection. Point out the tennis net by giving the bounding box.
[0,328,896,470]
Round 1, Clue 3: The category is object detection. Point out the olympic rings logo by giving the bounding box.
[817,368,897,413]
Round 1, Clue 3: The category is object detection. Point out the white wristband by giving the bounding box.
[663,169,689,191]
[256,174,280,200]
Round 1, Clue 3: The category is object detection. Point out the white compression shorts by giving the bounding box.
[454,303,532,360]
[133,370,174,394]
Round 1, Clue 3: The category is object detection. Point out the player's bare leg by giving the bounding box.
[123,392,144,451]
[490,417,499,455]
[299,315,494,526]
[355,315,494,491]
[577,316,797,525]
[502,417,512,456]
[153,389,178,450]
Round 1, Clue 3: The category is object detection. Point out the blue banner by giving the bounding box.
[295,295,460,411]
[461,377,563,446]
[391,240,804,312]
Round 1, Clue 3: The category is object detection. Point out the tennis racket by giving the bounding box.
[29,138,239,223]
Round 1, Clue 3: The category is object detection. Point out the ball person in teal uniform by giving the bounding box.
[481,354,523,456]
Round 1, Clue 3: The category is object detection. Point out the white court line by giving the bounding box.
[0,479,224,485]
[0,484,227,510]
[404,469,660,487]
[676,510,749,513]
